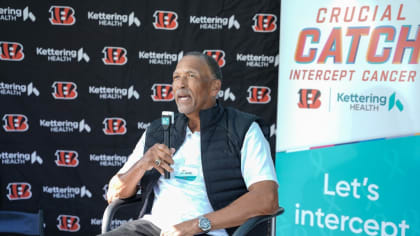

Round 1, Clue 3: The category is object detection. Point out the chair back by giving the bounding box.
[0,210,44,236]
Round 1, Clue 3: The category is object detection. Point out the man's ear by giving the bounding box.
[210,79,221,97]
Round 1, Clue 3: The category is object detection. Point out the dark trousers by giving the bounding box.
[99,219,211,236]
[99,219,161,236]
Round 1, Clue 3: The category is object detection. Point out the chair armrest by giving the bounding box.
[101,194,142,234]
[232,207,284,236]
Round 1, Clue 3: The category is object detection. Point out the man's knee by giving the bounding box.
[99,219,160,236]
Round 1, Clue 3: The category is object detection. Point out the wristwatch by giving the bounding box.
[198,216,212,233]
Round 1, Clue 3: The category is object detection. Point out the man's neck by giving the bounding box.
[184,100,218,133]
[187,114,200,133]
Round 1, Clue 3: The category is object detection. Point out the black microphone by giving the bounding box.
[161,111,174,179]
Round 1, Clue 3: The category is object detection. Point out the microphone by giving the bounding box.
[161,111,174,179]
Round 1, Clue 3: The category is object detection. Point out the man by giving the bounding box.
[103,52,278,236]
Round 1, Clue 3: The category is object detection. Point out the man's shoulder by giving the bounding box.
[224,106,258,120]
[223,106,269,140]
[223,106,264,127]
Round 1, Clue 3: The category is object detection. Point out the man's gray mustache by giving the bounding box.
[175,89,192,97]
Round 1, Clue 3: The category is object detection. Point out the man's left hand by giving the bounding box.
[160,220,198,236]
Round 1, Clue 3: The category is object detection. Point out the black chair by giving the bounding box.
[0,210,44,236]
[101,194,284,236]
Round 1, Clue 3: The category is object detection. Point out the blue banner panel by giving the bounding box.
[276,136,420,236]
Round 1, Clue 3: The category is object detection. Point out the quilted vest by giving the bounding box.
[137,102,269,235]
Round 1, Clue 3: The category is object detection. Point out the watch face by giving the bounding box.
[199,216,211,231]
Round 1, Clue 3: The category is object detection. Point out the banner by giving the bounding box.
[277,0,420,151]
[276,136,420,236]
[276,1,420,235]
[0,0,280,235]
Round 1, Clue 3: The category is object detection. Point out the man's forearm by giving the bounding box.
[107,159,148,202]
[107,144,175,203]
[164,181,278,236]
[205,180,278,230]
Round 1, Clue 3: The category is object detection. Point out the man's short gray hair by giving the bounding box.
[184,51,223,81]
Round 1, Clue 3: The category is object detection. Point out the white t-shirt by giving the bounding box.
[118,122,278,236]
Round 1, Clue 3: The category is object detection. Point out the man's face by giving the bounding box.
[172,55,219,115]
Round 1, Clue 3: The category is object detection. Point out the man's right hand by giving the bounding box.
[140,143,175,175]
[106,143,175,204]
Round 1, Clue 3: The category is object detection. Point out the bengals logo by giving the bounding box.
[103,118,127,135]
[298,89,321,109]
[102,47,127,65]
[49,6,76,26]
[57,215,80,232]
[0,41,24,61]
[153,10,178,30]
[2,114,29,132]
[252,14,277,32]
[247,86,271,104]
[203,50,225,67]
[151,84,174,102]
[7,182,32,200]
[52,81,78,100]
[55,150,79,167]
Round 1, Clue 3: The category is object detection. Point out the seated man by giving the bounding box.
[103,52,279,236]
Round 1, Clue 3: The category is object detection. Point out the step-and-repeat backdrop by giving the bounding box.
[276,0,420,236]
[0,0,280,235]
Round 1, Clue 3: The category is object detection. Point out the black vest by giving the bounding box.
[138,103,269,235]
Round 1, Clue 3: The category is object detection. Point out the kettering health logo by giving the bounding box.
[218,87,236,102]
[236,53,278,68]
[336,91,404,112]
[91,216,131,229]
[40,119,91,133]
[0,82,39,96]
[87,11,140,27]
[36,47,89,63]
[1,151,43,165]
[89,85,139,100]
[0,6,36,22]
[89,153,127,167]
[388,92,404,112]
[43,185,92,199]
[190,15,240,30]
[138,121,150,130]
[139,50,183,65]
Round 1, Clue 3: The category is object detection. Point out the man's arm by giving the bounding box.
[106,158,147,203]
[162,180,278,236]
[107,132,175,203]
[206,180,278,229]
